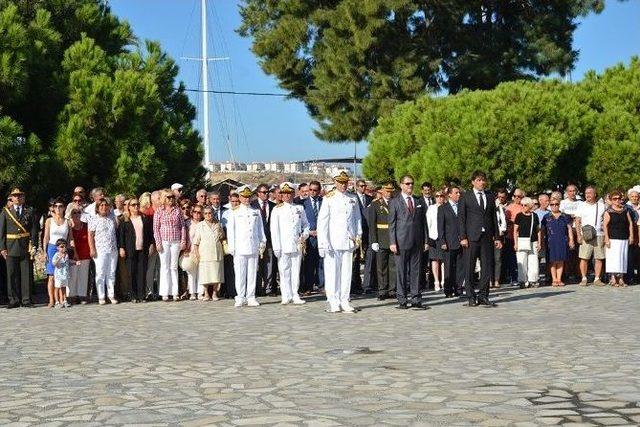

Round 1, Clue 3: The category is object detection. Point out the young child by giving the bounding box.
[52,238,71,308]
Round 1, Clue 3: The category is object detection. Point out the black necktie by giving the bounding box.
[312,199,318,217]
[477,192,485,210]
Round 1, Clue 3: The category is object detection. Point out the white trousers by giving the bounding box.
[323,250,353,308]
[516,249,540,284]
[234,254,258,301]
[95,251,117,300]
[187,269,199,295]
[68,259,90,297]
[278,252,302,301]
[159,241,181,297]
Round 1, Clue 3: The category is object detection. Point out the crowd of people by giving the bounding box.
[0,170,637,311]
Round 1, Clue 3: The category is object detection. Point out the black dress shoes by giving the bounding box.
[21,303,34,308]
[377,295,388,301]
[463,299,477,307]
[412,302,428,310]
[6,302,20,309]
[477,299,497,307]
[396,303,409,309]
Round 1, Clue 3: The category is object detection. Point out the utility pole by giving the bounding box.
[201,0,210,166]
[182,0,228,167]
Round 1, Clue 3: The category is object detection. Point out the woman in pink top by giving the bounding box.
[153,189,187,301]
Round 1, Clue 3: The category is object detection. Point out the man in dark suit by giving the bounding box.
[437,185,465,298]
[208,191,226,223]
[368,182,396,300]
[0,188,39,308]
[302,181,323,293]
[293,183,308,205]
[389,175,429,310]
[352,179,373,294]
[251,183,277,296]
[458,171,502,307]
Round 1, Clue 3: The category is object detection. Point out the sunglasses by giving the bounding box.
[612,196,622,200]
[550,203,559,206]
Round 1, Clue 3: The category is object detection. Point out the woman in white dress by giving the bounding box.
[192,206,225,300]
[426,189,445,291]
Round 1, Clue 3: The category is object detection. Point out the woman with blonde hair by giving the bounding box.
[603,190,634,286]
[153,189,187,301]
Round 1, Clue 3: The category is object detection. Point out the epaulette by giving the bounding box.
[325,190,335,197]
[275,202,284,208]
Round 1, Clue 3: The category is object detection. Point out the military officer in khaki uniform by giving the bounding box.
[317,171,362,313]
[227,185,266,307]
[270,182,310,305]
[0,188,39,308]
[367,182,396,300]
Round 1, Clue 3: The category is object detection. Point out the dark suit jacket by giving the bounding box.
[354,192,373,245]
[458,190,499,242]
[0,205,39,257]
[302,196,322,248]
[211,206,226,224]
[437,202,462,250]
[117,215,154,257]
[251,199,276,247]
[389,194,428,251]
[367,198,392,249]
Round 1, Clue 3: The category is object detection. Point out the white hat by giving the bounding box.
[171,183,183,191]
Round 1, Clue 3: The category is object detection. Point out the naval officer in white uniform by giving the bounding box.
[317,171,362,313]
[270,182,310,305]
[227,185,266,307]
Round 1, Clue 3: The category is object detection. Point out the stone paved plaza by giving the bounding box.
[1,284,639,426]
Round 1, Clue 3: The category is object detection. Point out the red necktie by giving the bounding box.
[407,196,414,214]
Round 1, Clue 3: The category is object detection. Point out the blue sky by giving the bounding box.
[108,0,640,163]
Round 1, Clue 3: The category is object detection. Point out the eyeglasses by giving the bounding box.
[612,196,622,200]
[435,194,444,197]
[550,203,559,206]
[130,203,139,207]
[403,182,414,186]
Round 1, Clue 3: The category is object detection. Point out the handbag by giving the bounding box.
[517,214,535,252]
[581,203,599,242]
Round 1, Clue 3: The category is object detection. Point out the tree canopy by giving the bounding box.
[0,0,204,207]
[363,58,640,194]
[238,0,605,142]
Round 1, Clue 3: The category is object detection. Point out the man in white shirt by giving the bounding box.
[270,182,310,305]
[575,186,606,286]
[560,184,581,281]
[317,171,362,313]
[493,189,508,288]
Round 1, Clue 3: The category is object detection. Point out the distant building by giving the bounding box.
[220,161,247,172]
[265,162,284,172]
[247,162,265,172]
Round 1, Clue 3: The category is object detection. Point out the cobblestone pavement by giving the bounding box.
[1,284,639,426]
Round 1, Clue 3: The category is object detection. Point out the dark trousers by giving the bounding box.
[257,248,277,295]
[223,254,236,298]
[626,244,640,283]
[363,247,377,291]
[503,238,518,282]
[6,254,32,305]
[126,250,148,300]
[420,250,431,290]
[443,248,465,296]
[351,246,364,293]
[376,248,395,297]
[0,257,7,304]
[465,233,494,301]
[303,245,324,290]
[395,246,422,304]
[146,251,160,296]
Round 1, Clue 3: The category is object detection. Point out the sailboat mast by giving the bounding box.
[201,0,210,166]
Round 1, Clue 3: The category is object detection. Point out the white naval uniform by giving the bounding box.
[317,189,362,311]
[270,202,310,303]
[227,204,266,304]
